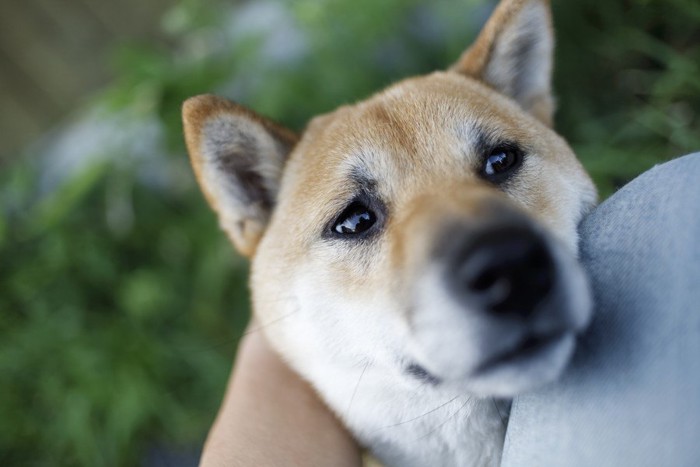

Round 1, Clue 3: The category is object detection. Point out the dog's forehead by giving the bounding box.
[289,72,537,191]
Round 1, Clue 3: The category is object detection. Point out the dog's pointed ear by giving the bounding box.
[183,95,298,257]
[451,0,555,126]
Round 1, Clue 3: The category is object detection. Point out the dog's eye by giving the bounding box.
[333,202,377,235]
[483,147,522,181]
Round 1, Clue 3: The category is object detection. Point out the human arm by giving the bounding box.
[199,327,363,467]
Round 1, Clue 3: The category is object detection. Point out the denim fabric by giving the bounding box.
[501,154,700,467]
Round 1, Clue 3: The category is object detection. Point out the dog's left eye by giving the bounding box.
[333,202,377,236]
[482,147,522,181]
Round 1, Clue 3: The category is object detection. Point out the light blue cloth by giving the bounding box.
[502,153,700,467]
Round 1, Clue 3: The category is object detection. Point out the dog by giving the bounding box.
[182,0,597,464]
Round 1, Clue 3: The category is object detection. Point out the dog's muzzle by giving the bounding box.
[406,208,592,396]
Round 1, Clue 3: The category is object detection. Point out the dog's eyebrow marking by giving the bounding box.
[470,125,527,158]
[472,126,517,155]
[456,123,499,159]
[472,127,493,157]
[349,165,377,191]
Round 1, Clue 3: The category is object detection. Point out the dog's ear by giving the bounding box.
[452,0,555,125]
[183,95,298,257]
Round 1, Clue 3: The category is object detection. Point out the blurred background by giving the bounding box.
[1,0,698,465]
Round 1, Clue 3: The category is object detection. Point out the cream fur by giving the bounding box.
[182,1,597,465]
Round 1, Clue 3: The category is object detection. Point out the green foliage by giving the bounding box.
[553,0,700,194]
[1,0,698,464]
[1,161,250,465]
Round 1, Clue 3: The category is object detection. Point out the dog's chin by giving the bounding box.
[409,332,577,398]
[457,332,576,397]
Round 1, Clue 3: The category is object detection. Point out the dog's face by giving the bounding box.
[183,0,597,399]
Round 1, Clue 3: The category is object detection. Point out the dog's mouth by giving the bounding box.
[471,333,569,378]
[405,363,442,385]
[405,332,573,389]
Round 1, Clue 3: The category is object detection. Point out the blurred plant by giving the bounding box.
[1,157,250,465]
[553,0,700,193]
[1,0,698,465]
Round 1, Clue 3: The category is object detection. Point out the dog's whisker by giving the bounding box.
[242,308,300,336]
[378,395,461,431]
[415,396,472,441]
[344,361,370,421]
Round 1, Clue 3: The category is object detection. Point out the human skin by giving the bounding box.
[199,324,363,467]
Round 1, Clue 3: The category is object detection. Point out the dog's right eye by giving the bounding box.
[481,145,523,183]
[332,202,377,236]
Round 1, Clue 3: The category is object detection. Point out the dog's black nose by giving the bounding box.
[454,229,554,317]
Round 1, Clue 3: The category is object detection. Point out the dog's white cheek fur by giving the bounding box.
[253,252,507,467]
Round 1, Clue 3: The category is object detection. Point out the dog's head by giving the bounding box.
[183,0,596,398]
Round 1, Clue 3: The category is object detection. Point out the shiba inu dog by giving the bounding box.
[182,0,597,464]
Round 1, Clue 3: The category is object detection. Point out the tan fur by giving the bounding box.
[251,70,594,341]
[182,1,597,464]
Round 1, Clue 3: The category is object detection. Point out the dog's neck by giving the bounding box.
[307,360,508,467]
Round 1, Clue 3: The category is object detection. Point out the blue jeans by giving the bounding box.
[502,154,700,467]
